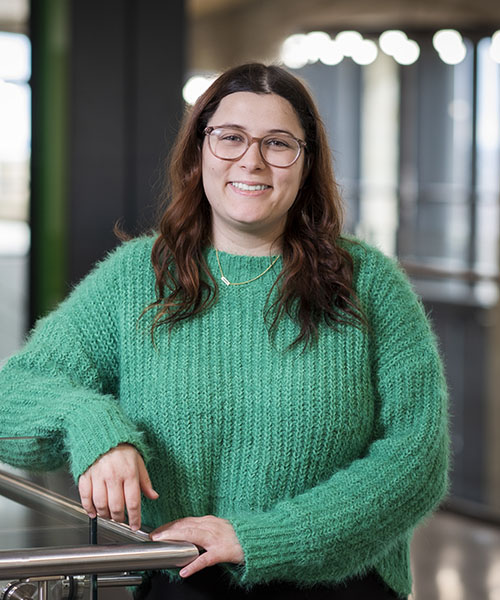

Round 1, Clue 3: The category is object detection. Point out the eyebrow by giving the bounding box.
[214,123,297,137]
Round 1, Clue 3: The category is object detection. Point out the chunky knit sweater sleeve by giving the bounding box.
[228,242,449,586]
[0,240,150,479]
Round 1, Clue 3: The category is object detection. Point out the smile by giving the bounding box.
[230,182,271,192]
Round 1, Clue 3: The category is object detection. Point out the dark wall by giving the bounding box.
[69,0,185,285]
[30,0,186,321]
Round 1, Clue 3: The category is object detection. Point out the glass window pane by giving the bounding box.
[0,32,31,363]
[476,37,500,277]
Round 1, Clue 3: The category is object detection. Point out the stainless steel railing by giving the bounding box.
[0,543,197,579]
[0,468,151,542]
[0,467,199,581]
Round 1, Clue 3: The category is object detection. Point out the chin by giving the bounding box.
[234,216,271,228]
[229,211,269,225]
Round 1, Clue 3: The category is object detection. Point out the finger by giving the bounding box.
[92,478,111,520]
[179,551,216,578]
[150,518,184,538]
[106,480,125,524]
[123,478,142,531]
[151,524,208,544]
[152,525,215,562]
[138,461,159,500]
[78,475,96,518]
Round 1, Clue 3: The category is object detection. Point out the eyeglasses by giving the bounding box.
[203,126,306,168]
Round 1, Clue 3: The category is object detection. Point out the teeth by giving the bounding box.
[231,182,270,191]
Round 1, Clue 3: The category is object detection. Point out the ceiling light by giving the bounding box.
[335,31,363,57]
[433,29,467,65]
[352,39,378,65]
[379,30,408,57]
[438,43,467,65]
[433,29,462,53]
[281,34,309,69]
[490,30,500,63]
[319,39,343,66]
[379,30,420,65]
[304,31,332,63]
[182,75,216,105]
[393,40,420,65]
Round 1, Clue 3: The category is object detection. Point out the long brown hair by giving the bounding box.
[147,63,366,348]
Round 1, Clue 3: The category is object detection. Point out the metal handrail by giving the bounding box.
[0,468,149,542]
[0,543,197,579]
[0,467,199,579]
[401,260,500,284]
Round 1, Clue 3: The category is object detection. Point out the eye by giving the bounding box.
[217,129,246,144]
[264,137,294,150]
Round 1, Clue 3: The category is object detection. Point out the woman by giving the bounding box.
[0,63,448,599]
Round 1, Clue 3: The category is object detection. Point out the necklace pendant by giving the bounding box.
[221,275,231,286]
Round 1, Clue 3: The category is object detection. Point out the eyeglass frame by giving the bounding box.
[203,126,307,168]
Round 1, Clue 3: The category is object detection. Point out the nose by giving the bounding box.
[239,139,266,170]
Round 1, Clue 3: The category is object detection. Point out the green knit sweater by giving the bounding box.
[0,236,448,596]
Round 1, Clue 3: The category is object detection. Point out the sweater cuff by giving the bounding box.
[228,509,314,584]
[64,398,150,481]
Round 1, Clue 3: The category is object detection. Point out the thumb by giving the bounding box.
[138,461,159,500]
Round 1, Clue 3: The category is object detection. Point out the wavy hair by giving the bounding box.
[147,63,366,348]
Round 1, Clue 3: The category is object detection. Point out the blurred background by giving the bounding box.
[0,0,500,598]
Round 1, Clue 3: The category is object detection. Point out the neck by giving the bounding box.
[211,224,283,256]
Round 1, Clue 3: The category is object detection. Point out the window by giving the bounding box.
[0,31,31,362]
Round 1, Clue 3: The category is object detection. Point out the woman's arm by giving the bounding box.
[0,240,153,496]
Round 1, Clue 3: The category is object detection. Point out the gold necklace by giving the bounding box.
[215,248,280,286]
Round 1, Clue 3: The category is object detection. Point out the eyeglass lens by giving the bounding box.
[208,128,301,167]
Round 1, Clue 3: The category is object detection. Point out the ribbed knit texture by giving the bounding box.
[0,236,449,597]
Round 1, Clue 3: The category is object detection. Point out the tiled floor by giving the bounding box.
[412,511,500,600]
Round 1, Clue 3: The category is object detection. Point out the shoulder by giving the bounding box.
[55,235,157,315]
[95,235,156,271]
[76,235,156,286]
[337,234,425,320]
[338,234,406,287]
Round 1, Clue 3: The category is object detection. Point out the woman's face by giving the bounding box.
[202,91,306,245]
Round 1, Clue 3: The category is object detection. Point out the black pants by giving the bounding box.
[134,567,406,600]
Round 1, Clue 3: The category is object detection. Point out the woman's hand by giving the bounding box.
[150,516,244,577]
[78,443,159,530]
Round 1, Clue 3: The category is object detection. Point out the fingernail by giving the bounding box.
[179,569,188,577]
